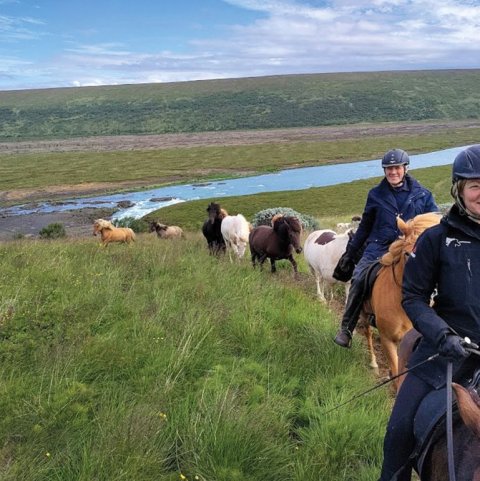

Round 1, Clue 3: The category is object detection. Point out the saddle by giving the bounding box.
[411,366,480,478]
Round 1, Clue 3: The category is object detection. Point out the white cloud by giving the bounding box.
[1,0,480,90]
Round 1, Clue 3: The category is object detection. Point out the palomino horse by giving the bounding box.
[397,329,480,480]
[202,202,227,255]
[361,212,442,384]
[93,219,136,246]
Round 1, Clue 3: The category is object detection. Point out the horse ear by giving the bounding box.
[396,216,410,236]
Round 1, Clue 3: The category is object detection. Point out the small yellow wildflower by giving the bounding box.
[179,474,187,480]
[45,452,51,457]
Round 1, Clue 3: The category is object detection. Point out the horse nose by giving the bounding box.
[296,247,303,254]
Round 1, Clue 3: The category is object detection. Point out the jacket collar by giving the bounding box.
[444,204,480,241]
[377,174,415,209]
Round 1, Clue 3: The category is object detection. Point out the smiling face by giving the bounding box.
[384,165,407,187]
[460,179,480,218]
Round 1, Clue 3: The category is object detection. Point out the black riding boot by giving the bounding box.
[334,278,365,348]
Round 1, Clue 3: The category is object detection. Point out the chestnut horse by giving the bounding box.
[397,329,480,480]
[361,212,442,385]
[249,215,303,275]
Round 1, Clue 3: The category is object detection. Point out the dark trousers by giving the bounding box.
[378,373,432,481]
[340,256,372,332]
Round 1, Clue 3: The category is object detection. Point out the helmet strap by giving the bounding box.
[451,181,480,222]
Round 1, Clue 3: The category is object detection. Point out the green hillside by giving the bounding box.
[1,69,480,141]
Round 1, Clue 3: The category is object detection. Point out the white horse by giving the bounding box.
[221,213,251,259]
[303,228,354,302]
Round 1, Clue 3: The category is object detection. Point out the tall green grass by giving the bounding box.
[0,234,390,480]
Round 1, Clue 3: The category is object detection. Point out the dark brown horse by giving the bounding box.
[249,215,303,274]
[202,202,227,255]
[397,329,480,480]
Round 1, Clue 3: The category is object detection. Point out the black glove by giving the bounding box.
[333,251,355,282]
[438,334,469,361]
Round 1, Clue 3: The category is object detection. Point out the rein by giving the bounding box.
[446,361,456,481]
[322,353,439,415]
[323,342,480,417]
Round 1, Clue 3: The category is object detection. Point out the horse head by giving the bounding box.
[381,213,442,266]
[93,218,112,236]
[206,202,222,224]
[274,216,303,253]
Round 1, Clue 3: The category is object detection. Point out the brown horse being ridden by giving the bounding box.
[360,212,442,386]
[396,329,480,481]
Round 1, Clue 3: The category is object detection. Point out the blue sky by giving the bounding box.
[1,0,479,91]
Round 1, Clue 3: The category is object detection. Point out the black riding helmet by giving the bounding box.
[451,144,480,219]
[381,148,410,168]
[452,144,480,182]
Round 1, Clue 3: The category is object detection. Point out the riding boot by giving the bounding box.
[333,277,365,348]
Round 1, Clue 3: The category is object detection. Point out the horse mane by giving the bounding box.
[380,212,441,266]
[273,215,302,234]
[271,213,284,226]
[219,208,228,219]
[94,218,114,230]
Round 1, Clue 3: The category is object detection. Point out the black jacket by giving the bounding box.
[402,205,480,388]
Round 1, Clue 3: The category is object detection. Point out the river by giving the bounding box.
[1,145,469,220]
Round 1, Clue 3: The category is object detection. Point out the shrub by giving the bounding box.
[252,207,319,231]
[112,216,149,233]
[39,223,66,239]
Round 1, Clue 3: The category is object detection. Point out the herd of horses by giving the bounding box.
[93,204,479,480]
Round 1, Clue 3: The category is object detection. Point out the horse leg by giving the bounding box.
[313,269,326,302]
[357,312,379,373]
[344,281,351,303]
[380,337,400,386]
[288,256,299,276]
[270,259,276,273]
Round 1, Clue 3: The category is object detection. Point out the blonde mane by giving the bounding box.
[381,212,441,266]
[93,218,115,230]
[219,208,228,219]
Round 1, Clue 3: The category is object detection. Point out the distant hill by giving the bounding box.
[1,69,479,141]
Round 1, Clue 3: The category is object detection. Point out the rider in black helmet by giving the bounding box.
[333,148,438,348]
[377,144,480,481]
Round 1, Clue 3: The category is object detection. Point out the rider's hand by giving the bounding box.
[438,334,469,361]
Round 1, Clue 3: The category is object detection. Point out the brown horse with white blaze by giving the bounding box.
[249,215,303,275]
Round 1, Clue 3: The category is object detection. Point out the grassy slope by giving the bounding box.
[0,235,389,481]
[1,69,480,141]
